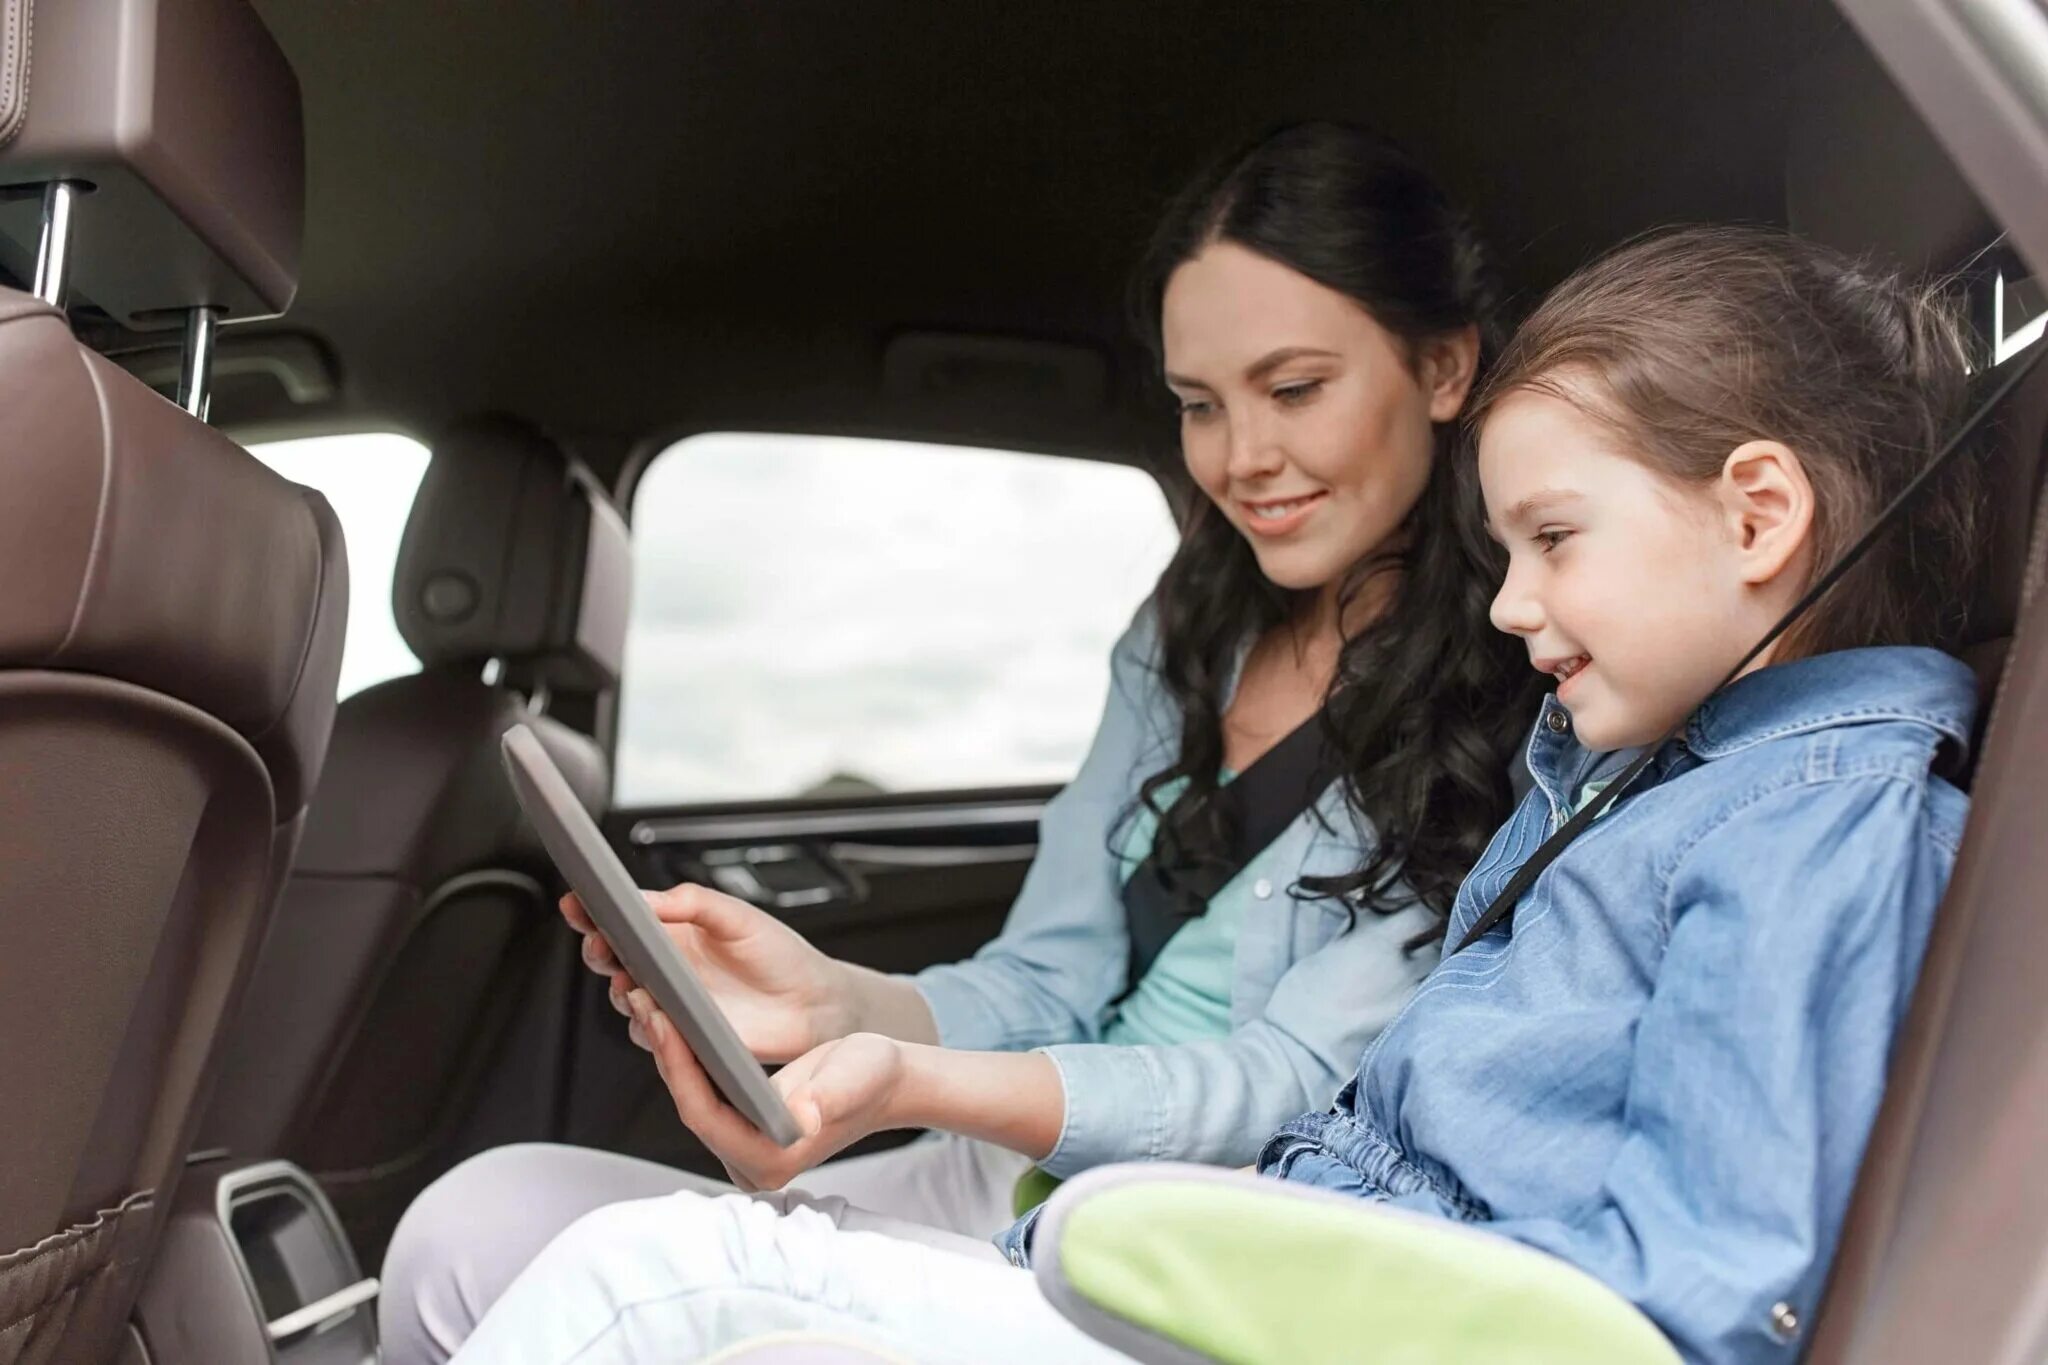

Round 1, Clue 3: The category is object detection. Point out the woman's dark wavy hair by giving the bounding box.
[1125,122,1539,936]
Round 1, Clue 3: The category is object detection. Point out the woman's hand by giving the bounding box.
[564,883,847,1062]
[623,988,1064,1190]
[625,989,907,1191]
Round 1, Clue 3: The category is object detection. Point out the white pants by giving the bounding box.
[443,1185,1134,1365]
[380,1133,1042,1364]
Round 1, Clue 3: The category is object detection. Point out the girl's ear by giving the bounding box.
[1717,440,1816,587]
[1421,324,1482,423]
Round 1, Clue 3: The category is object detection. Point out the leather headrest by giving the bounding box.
[393,416,631,691]
[1786,32,1993,275]
[0,288,347,815]
[0,0,304,325]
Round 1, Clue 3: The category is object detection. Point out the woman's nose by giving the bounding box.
[1224,411,1285,482]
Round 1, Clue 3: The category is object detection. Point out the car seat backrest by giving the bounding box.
[201,415,628,1261]
[0,3,336,1359]
[1788,29,2048,1363]
[1805,355,2048,1365]
[0,311,343,1363]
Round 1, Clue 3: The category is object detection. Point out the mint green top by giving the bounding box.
[1102,773,1247,1048]
[1575,776,1613,815]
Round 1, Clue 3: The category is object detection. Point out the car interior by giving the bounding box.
[1,0,2045,1362]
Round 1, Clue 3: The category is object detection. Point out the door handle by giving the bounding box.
[700,843,865,911]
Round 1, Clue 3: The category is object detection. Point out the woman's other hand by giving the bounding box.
[625,988,907,1190]
[624,987,1062,1189]
[562,883,849,1062]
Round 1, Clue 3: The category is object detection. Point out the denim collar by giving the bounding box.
[1525,646,1978,803]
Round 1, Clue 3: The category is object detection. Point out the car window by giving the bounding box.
[245,432,431,700]
[617,433,1181,805]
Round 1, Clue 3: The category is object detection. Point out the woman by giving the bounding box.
[382,121,1535,1363]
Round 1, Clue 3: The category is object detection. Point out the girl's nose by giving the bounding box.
[1489,564,1543,637]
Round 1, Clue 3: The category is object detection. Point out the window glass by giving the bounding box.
[246,433,431,699]
[618,433,1180,805]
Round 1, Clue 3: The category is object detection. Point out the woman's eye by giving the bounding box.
[1535,529,1573,553]
[1178,399,1219,422]
[1273,380,1323,406]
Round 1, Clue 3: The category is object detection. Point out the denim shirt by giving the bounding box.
[914,606,1439,1180]
[1252,646,1975,1365]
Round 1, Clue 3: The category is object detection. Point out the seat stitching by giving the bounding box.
[51,347,118,659]
[0,0,33,150]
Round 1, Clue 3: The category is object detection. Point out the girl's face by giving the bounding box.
[1162,242,1477,595]
[1478,384,1813,751]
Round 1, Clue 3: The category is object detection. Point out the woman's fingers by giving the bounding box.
[645,884,759,942]
[580,931,620,976]
[559,892,595,934]
[646,1002,739,1135]
[630,991,778,1156]
[607,969,638,1021]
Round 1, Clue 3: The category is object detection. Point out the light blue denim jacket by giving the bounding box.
[913,606,1439,1179]
[1254,646,1975,1365]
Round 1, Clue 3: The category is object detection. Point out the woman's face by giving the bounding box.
[1162,241,1477,594]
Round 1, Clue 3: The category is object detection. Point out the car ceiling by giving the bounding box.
[228,0,1853,481]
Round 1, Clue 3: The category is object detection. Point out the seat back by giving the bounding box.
[1803,356,2048,1365]
[0,4,335,1359]
[201,415,629,1262]
[0,295,344,1363]
[1787,29,2048,1362]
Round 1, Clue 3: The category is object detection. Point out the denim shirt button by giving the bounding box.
[1769,1302,1800,1341]
[1545,710,1570,735]
[1253,878,1274,900]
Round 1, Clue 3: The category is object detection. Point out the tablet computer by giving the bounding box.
[501,723,803,1146]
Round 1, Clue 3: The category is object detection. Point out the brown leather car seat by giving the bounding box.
[1780,32,2048,1363]
[201,414,631,1263]
[1802,348,2048,1364]
[0,294,347,1363]
[0,1,338,1359]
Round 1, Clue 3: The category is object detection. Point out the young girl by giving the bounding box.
[445,228,1979,1365]
[381,124,1536,1362]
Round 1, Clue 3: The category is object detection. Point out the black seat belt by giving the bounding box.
[1453,342,2048,955]
[1120,705,1339,993]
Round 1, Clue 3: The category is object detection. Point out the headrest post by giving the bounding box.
[177,307,223,421]
[32,183,82,308]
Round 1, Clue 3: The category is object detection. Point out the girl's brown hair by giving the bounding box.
[1470,224,1983,656]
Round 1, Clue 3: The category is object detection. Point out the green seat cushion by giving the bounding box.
[1050,1176,1679,1365]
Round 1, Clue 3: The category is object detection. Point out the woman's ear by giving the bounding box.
[1421,324,1482,423]
[1717,440,1815,587]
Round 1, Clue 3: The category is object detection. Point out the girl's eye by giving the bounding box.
[1273,379,1324,406]
[1178,398,1219,422]
[1535,528,1573,553]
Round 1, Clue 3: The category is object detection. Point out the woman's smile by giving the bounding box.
[1238,490,1329,536]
